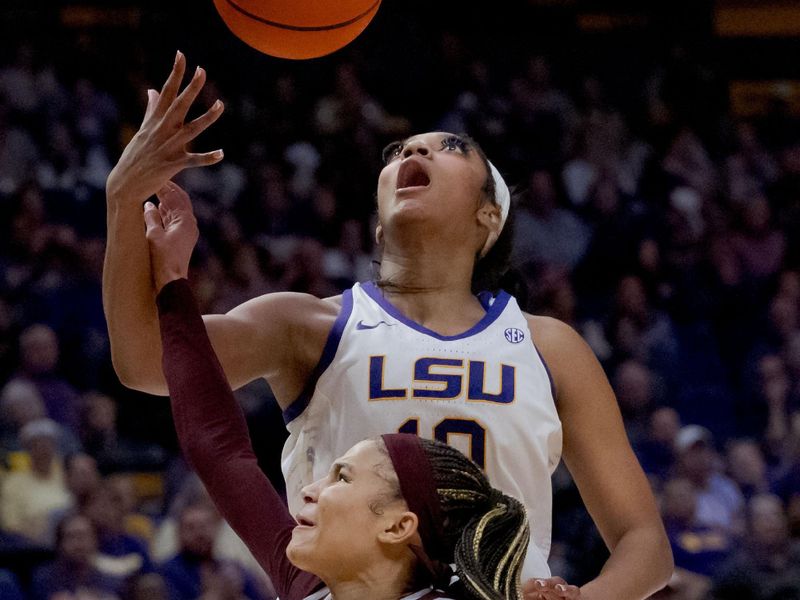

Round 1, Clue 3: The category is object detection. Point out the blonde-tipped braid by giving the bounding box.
[418,439,529,600]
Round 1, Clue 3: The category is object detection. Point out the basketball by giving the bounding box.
[212,0,382,60]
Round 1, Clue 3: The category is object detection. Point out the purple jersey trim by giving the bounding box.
[361,282,511,341]
[283,289,354,424]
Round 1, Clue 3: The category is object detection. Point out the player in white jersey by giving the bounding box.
[281,281,560,579]
[104,53,673,599]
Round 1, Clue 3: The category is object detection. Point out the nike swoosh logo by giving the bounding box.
[356,320,396,330]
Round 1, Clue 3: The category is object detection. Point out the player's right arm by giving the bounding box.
[104,52,336,403]
[104,51,223,395]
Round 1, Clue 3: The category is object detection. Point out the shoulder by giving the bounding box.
[523,314,596,371]
[228,291,342,324]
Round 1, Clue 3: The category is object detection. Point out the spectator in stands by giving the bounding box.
[674,425,745,535]
[79,391,166,472]
[151,474,274,598]
[15,322,80,431]
[84,481,153,586]
[0,418,70,545]
[636,406,681,484]
[726,439,772,500]
[613,359,659,448]
[511,169,590,272]
[0,378,47,455]
[158,503,266,600]
[47,452,102,543]
[31,512,122,600]
[712,494,800,599]
[660,477,732,579]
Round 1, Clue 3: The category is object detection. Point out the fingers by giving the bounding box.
[142,89,160,123]
[154,50,187,118]
[523,578,580,600]
[164,66,207,126]
[143,201,164,238]
[174,99,225,145]
[156,181,193,212]
[185,149,225,169]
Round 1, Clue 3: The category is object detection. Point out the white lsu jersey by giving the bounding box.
[281,281,562,579]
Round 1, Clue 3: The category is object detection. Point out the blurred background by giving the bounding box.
[0,1,799,598]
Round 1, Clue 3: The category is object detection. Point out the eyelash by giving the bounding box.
[333,466,350,483]
[381,136,471,164]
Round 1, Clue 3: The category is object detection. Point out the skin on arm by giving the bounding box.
[104,51,224,393]
[141,182,338,408]
[104,53,334,405]
[530,315,673,600]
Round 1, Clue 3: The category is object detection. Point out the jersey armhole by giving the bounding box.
[529,332,557,403]
[283,288,354,424]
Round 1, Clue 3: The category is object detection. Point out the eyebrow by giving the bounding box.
[332,461,352,473]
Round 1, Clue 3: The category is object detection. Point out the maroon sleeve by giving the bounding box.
[157,278,322,600]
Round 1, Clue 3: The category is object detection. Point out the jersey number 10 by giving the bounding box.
[398,417,487,468]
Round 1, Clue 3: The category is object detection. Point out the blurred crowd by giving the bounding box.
[0,11,799,600]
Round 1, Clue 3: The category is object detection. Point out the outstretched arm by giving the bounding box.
[104,54,333,405]
[530,315,673,600]
[146,200,322,600]
[103,51,224,394]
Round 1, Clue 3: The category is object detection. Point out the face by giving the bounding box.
[375,132,494,245]
[59,515,97,563]
[286,440,411,580]
[178,505,218,557]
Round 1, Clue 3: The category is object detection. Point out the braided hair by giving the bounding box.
[419,438,529,600]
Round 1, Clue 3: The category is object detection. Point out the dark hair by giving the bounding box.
[373,437,524,600]
[420,438,528,600]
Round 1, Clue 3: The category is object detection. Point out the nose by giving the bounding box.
[301,477,323,503]
[402,138,430,159]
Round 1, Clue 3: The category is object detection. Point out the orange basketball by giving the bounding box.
[212,0,382,60]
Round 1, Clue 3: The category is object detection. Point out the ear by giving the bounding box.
[375,223,384,246]
[476,203,502,258]
[377,510,419,546]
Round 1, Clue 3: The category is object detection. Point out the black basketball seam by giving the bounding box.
[222,0,381,32]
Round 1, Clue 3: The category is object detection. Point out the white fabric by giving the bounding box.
[488,160,510,230]
[281,283,562,580]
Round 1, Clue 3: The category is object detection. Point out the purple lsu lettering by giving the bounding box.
[368,356,515,403]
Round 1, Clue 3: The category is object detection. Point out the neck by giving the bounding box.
[377,255,487,335]
[327,558,416,600]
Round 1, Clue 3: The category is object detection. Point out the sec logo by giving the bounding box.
[504,327,525,344]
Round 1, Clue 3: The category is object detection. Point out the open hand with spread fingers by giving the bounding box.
[106,51,225,205]
[524,577,581,600]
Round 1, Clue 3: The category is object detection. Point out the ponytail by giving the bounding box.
[418,439,528,600]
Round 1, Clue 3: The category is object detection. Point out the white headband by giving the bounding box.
[480,161,510,257]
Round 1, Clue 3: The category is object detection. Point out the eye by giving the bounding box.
[382,141,404,164]
[333,464,350,483]
[440,135,470,154]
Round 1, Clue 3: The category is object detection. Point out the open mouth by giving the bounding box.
[396,159,431,190]
[295,515,315,527]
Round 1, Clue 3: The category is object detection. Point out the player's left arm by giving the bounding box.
[528,314,673,600]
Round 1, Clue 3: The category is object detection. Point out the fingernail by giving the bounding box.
[535,580,545,588]
[556,584,566,592]
[214,149,224,158]
[144,201,154,209]
[212,100,223,111]
[194,66,204,79]
[175,50,182,64]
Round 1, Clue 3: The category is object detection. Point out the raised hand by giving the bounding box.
[143,181,199,293]
[106,51,225,204]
